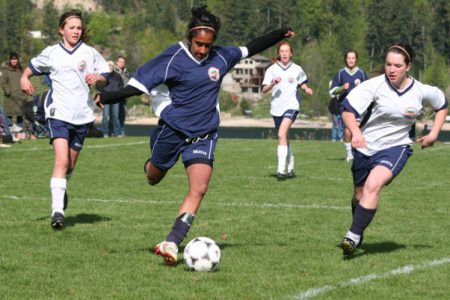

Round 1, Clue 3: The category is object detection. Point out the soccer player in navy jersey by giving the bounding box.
[338,43,448,255]
[21,9,110,229]
[329,50,368,162]
[262,41,313,180]
[95,5,294,265]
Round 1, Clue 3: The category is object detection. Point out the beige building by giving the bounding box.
[222,54,272,99]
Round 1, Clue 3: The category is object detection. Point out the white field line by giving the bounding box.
[293,257,450,299]
[2,195,348,211]
[4,141,147,152]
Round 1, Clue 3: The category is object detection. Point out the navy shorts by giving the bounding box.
[272,109,299,129]
[47,118,90,151]
[149,121,218,171]
[352,145,413,186]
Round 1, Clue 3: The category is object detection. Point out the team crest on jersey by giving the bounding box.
[208,67,220,81]
[403,107,418,119]
[354,79,361,86]
[78,60,87,72]
[288,77,295,83]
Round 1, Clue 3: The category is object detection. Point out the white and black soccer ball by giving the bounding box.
[183,237,221,272]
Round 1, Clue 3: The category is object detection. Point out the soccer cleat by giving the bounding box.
[154,241,178,265]
[63,192,68,210]
[276,172,286,180]
[340,237,357,256]
[287,170,295,178]
[51,212,64,230]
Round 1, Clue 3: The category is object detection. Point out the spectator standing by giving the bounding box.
[100,61,124,137]
[114,55,130,136]
[1,51,28,132]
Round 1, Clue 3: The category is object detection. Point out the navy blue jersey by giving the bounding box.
[329,67,368,103]
[129,42,243,137]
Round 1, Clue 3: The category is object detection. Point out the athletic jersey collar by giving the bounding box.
[179,41,209,65]
[344,66,359,75]
[385,74,415,96]
[276,60,292,70]
[58,40,84,55]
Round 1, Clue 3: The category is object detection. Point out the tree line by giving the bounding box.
[0,0,448,116]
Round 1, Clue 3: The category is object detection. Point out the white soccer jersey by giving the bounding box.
[345,74,447,156]
[262,61,308,116]
[30,42,109,125]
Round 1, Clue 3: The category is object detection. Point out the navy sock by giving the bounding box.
[349,204,377,235]
[166,213,195,245]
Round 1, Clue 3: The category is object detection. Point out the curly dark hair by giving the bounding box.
[59,9,89,42]
[187,5,221,41]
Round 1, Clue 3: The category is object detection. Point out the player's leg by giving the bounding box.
[155,133,216,265]
[344,127,353,162]
[50,138,70,229]
[144,159,167,185]
[277,117,293,178]
[155,163,213,265]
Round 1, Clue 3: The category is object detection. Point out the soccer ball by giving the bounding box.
[183,237,221,272]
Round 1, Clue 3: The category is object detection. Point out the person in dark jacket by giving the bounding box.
[99,61,124,137]
[1,51,28,128]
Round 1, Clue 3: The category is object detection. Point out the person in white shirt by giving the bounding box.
[339,42,448,255]
[21,9,109,230]
[262,41,313,179]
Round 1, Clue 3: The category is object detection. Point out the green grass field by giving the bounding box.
[1,137,449,299]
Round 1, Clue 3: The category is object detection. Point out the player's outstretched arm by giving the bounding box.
[245,26,294,57]
[97,85,143,106]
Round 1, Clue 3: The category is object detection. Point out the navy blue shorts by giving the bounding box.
[352,145,413,186]
[47,118,90,151]
[272,109,299,129]
[149,122,218,171]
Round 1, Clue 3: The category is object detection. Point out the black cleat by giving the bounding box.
[340,237,356,256]
[63,192,68,210]
[51,212,64,230]
[287,170,295,178]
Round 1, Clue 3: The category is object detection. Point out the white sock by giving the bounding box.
[345,231,361,245]
[277,145,288,174]
[344,143,353,157]
[51,178,67,216]
[287,144,294,172]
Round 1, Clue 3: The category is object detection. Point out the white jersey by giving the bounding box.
[262,61,308,116]
[30,41,109,125]
[345,74,447,156]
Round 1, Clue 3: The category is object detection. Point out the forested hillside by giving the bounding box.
[0,0,448,116]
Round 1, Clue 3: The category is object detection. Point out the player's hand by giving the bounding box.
[94,93,104,109]
[85,74,98,85]
[304,87,313,95]
[20,77,34,96]
[284,30,295,38]
[273,76,282,85]
[351,131,367,149]
[343,82,350,90]
[417,134,437,149]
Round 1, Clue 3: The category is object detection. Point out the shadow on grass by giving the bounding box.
[63,214,111,228]
[341,241,408,260]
